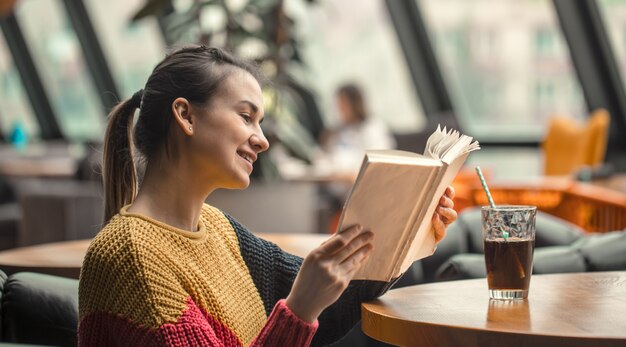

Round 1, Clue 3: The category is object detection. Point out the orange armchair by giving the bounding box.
[542,109,610,176]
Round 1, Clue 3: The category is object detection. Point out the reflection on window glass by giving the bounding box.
[15,0,104,141]
[597,0,626,91]
[0,34,39,139]
[419,0,586,141]
[84,0,165,97]
[287,0,426,133]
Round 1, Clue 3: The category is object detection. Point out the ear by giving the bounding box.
[171,97,194,136]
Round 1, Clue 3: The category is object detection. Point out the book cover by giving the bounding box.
[337,126,480,281]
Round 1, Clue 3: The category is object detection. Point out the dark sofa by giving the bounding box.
[0,271,78,346]
[431,207,626,282]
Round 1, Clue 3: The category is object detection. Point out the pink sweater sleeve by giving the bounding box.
[250,299,319,346]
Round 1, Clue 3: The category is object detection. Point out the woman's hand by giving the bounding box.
[285,225,373,323]
[432,186,457,243]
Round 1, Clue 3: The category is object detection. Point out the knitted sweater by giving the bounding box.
[78,204,394,346]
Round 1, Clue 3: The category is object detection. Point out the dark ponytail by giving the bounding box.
[102,90,143,224]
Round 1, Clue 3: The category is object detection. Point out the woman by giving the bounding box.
[78,46,457,346]
[319,83,396,174]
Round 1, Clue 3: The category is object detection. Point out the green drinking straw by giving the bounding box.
[475,166,495,208]
[475,166,509,239]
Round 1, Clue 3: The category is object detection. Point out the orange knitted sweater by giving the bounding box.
[78,204,317,346]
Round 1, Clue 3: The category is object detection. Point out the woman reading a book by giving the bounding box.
[78,46,457,346]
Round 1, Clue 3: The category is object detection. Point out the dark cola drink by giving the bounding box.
[484,237,534,299]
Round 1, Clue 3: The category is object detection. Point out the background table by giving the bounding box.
[0,233,329,278]
[362,271,626,347]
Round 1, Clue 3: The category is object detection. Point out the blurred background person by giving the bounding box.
[318,83,396,177]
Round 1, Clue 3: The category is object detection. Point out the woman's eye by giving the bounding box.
[240,114,252,123]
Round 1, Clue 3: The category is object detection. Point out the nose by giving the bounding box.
[250,129,270,153]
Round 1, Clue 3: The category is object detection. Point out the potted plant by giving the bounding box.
[132,0,325,178]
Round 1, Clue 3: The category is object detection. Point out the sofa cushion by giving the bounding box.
[532,246,586,274]
[435,246,590,282]
[577,231,626,271]
[0,269,6,339]
[534,212,584,247]
[2,272,78,346]
[420,220,470,282]
[435,253,486,282]
[456,207,485,253]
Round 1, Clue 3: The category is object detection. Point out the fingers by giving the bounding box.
[432,203,457,244]
[339,242,373,276]
[437,206,457,225]
[308,223,374,279]
[432,213,447,243]
[437,187,457,225]
[317,224,364,255]
[445,186,456,200]
[439,186,455,209]
[334,230,373,263]
[288,225,373,323]
[439,194,454,209]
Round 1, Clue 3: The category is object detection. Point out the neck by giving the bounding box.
[129,158,215,232]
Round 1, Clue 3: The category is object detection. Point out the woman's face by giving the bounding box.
[188,69,269,189]
[336,93,356,124]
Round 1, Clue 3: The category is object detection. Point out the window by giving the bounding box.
[0,33,39,139]
[535,28,557,58]
[286,0,426,133]
[535,78,556,111]
[418,0,586,142]
[597,0,626,91]
[472,28,497,62]
[15,0,104,141]
[84,0,165,98]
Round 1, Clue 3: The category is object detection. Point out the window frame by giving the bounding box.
[0,13,61,140]
[388,0,626,157]
[554,0,626,154]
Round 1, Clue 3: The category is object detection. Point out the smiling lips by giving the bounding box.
[237,151,256,171]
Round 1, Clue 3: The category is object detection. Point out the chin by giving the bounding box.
[227,176,250,189]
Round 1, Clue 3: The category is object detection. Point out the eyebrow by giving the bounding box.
[238,100,264,124]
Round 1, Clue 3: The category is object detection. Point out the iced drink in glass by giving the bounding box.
[482,205,536,300]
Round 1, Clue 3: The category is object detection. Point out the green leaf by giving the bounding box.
[131,0,172,22]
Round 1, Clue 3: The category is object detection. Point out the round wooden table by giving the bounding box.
[0,233,329,278]
[362,271,626,347]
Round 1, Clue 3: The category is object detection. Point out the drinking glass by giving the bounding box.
[482,205,536,300]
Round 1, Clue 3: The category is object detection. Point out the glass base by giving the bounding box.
[489,289,528,300]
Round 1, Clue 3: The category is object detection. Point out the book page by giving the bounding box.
[425,126,458,159]
[441,136,480,164]
[425,125,480,162]
[337,152,442,281]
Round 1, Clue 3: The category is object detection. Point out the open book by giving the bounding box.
[337,126,480,281]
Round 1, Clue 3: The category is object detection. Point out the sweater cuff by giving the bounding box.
[253,299,318,346]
